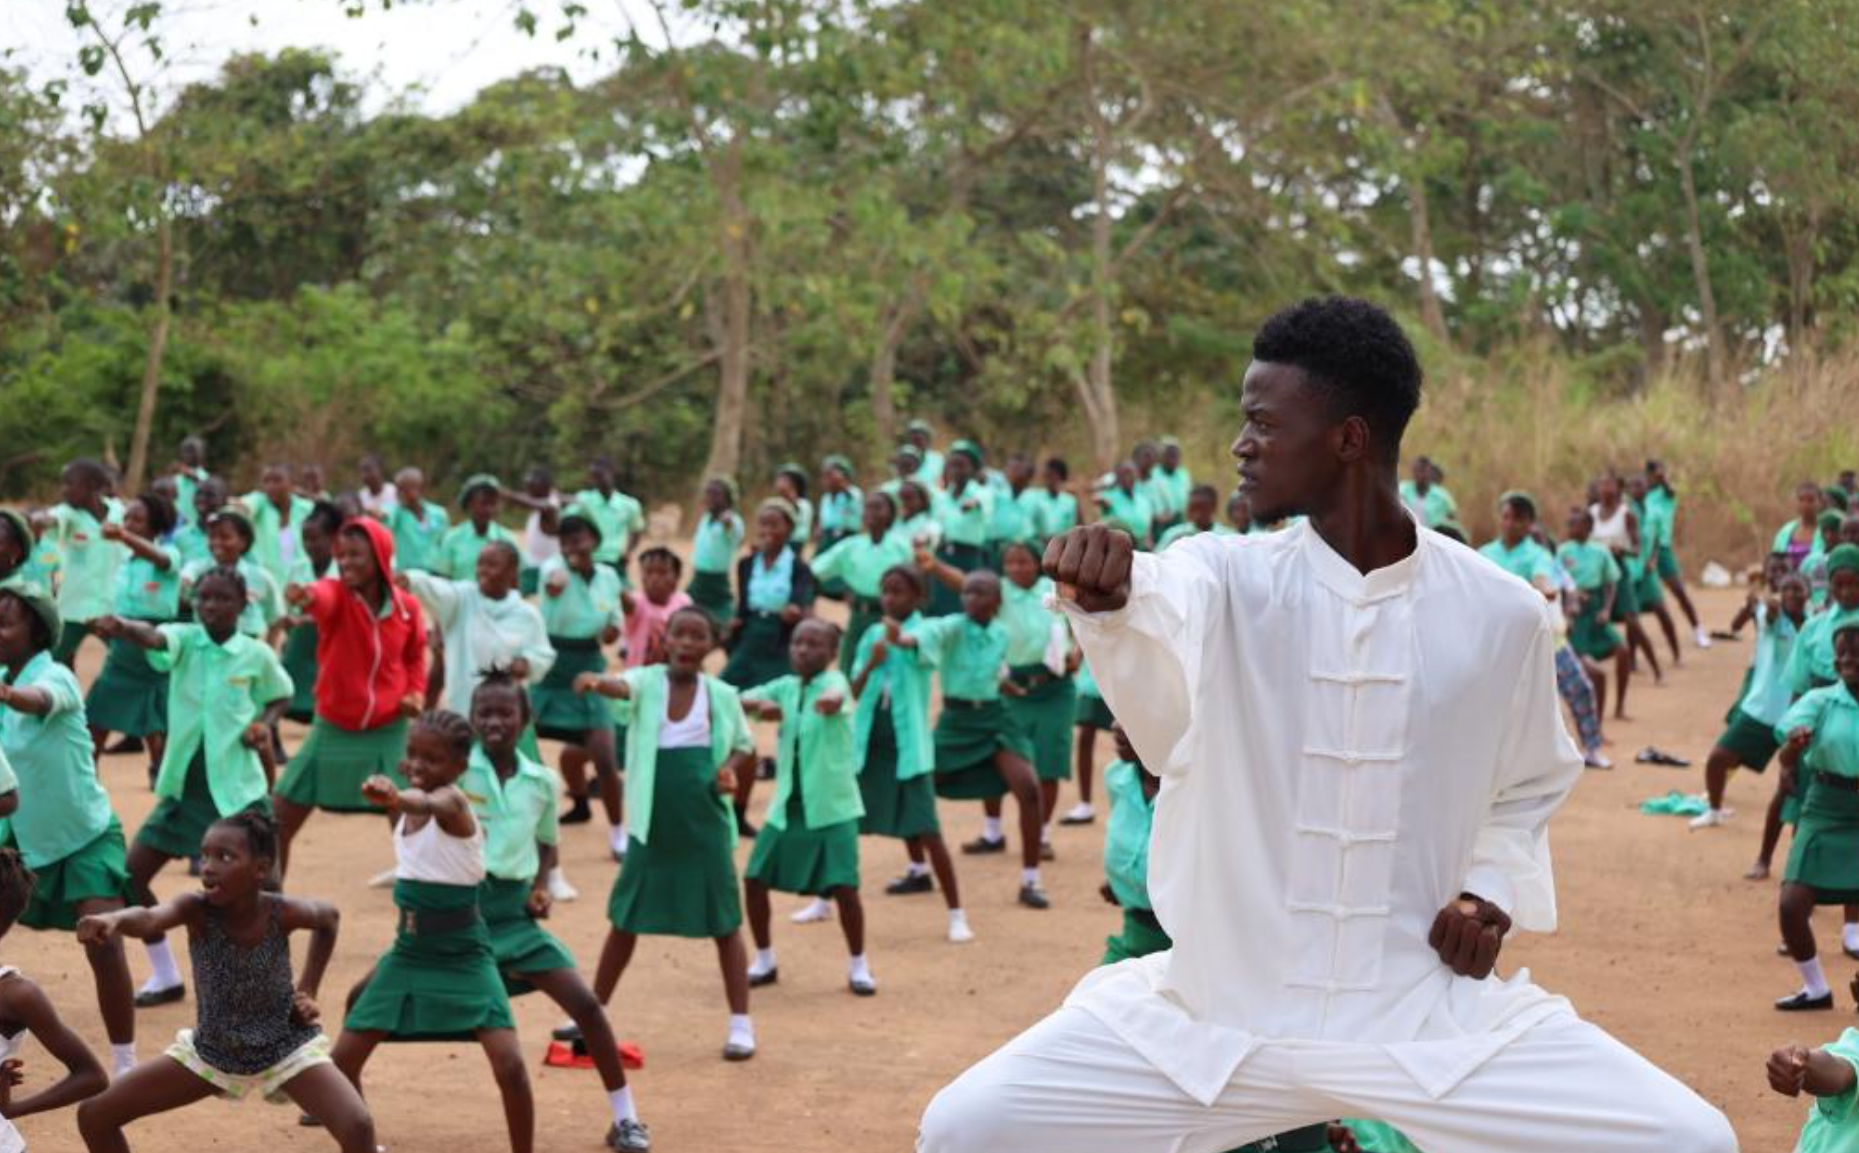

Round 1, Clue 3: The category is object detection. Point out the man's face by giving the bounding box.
[1230,361,1342,525]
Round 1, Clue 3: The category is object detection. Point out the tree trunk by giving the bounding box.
[1080,27,1122,473]
[699,148,752,487]
[1782,213,1817,349]
[125,211,171,493]
[1675,143,1725,385]
[1407,174,1448,343]
[869,280,925,449]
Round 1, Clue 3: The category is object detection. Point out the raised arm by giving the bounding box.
[76,893,200,946]
[279,896,340,1000]
[99,522,173,570]
[90,615,165,651]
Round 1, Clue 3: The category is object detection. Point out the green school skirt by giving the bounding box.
[519,566,540,598]
[480,876,576,996]
[1784,774,1859,903]
[345,879,513,1041]
[721,612,791,689]
[687,570,735,627]
[52,620,96,668]
[607,746,741,938]
[1715,706,1781,772]
[1005,666,1076,782]
[136,748,271,859]
[1636,563,1665,609]
[17,818,129,931]
[746,793,861,896]
[85,633,170,736]
[1102,907,1172,964]
[1075,692,1115,730]
[857,705,940,839]
[1608,564,1640,621]
[531,637,612,740]
[274,717,408,813]
[933,701,1033,800]
[1656,542,1681,581]
[840,596,883,673]
[1567,594,1621,661]
[281,622,319,723]
[929,542,985,617]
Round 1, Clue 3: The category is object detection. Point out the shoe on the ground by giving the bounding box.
[367,867,396,889]
[1038,842,1056,862]
[789,898,832,924]
[608,1119,652,1152]
[722,1037,756,1061]
[299,1112,324,1128]
[1688,809,1728,830]
[747,966,779,988]
[1583,753,1613,770]
[886,872,935,895]
[106,734,146,755]
[547,870,579,903]
[1017,883,1049,910]
[848,974,878,997]
[1058,804,1096,826]
[134,982,185,1008]
[1776,989,1834,1011]
[962,835,1006,855]
[561,794,594,825]
[1695,625,1713,649]
[552,1020,584,1043]
[948,917,975,944]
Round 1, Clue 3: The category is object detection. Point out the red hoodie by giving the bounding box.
[303,517,428,731]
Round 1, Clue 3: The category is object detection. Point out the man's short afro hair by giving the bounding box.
[1251,297,1422,460]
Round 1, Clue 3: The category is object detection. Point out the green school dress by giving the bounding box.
[1628,499,1665,608]
[531,556,619,740]
[86,546,183,737]
[852,617,940,839]
[813,489,863,597]
[463,747,576,995]
[999,577,1076,782]
[743,672,863,894]
[43,504,124,657]
[720,548,811,689]
[275,718,409,813]
[1555,539,1622,660]
[1789,607,1859,696]
[1714,604,1798,772]
[180,556,284,640]
[912,614,1033,800]
[688,511,744,626]
[1780,684,1859,903]
[0,652,127,928]
[929,483,991,616]
[1096,487,1154,551]
[809,531,912,671]
[240,492,314,592]
[607,668,753,938]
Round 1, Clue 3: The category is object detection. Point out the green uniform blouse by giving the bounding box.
[744,670,864,831]
[461,745,559,882]
[538,556,621,639]
[1778,682,1859,779]
[113,547,182,620]
[692,512,745,575]
[1478,538,1558,586]
[44,503,123,623]
[809,532,912,601]
[241,492,314,589]
[1790,607,1859,693]
[908,613,1009,701]
[1555,539,1620,592]
[999,576,1064,667]
[1791,1027,1859,1152]
[850,614,934,781]
[1098,488,1153,548]
[434,520,518,581]
[574,488,646,566]
[0,652,114,868]
[936,482,993,548]
[1102,760,1156,911]
[387,501,450,574]
[148,625,293,816]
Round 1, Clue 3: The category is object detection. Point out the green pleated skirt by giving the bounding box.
[607,746,741,938]
[275,718,408,813]
[85,634,170,736]
[928,542,985,616]
[281,621,319,722]
[1636,563,1665,608]
[840,597,883,673]
[1715,706,1781,772]
[1075,691,1115,730]
[16,818,129,931]
[687,569,735,627]
[1568,595,1621,661]
[721,612,791,689]
[745,793,860,895]
[480,876,576,996]
[1785,776,1859,902]
[1608,563,1640,621]
[1102,908,1172,964]
[136,748,271,859]
[530,638,612,740]
[934,701,1033,800]
[345,879,513,1040]
[857,706,940,839]
[1005,667,1076,782]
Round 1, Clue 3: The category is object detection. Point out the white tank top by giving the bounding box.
[394,811,485,885]
[1590,502,1631,553]
[660,680,712,749]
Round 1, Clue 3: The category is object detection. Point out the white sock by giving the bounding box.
[727,1014,755,1048]
[906,861,931,878]
[609,1085,638,1125]
[610,824,629,853]
[1040,826,1052,845]
[143,939,181,988]
[983,817,1003,841]
[1844,923,1859,953]
[1021,867,1041,887]
[110,1043,136,1077]
[1799,957,1831,998]
[750,947,776,975]
[848,954,873,983]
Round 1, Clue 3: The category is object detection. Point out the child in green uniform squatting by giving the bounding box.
[334,710,533,1153]
[891,570,1049,909]
[687,478,744,628]
[740,619,876,996]
[74,813,374,1153]
[92,565,293,1011]
[0,585,139,1075]
[1693,572,1808,834]
[86,491,181,781]
[809,491,911,673]
[850,566,972,943]
[574,608,761,1061]
[181,508,285,643]
[460,672,650,1153]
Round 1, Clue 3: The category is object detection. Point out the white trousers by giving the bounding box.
[918,1007,1736,1153]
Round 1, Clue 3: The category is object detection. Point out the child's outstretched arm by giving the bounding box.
[89,615,164,651]
[364,776,476,839]
[99,521,172,569]
[573,672,631,700]
[76,893,200,946]
[0,974,106,1118]
[1769,1043,1858,1098]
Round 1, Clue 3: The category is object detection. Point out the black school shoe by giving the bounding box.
[552,1021,584,1043]
[608,1119,652,1152]
[1775,989,1834,1011]
[961,835,1006,855]
[748,967,779,988]
[886,872,935,895]
[561,794,594,825]
[134,983,185,1008]
[1018,884,1050,910]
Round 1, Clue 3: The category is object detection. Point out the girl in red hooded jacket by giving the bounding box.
[273,518,428,878]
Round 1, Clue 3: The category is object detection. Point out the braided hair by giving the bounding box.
[211,810,279,864]
[0,849,36,929]
[414,708,476,763]
[470,665,532,724]
[193,564,248,603]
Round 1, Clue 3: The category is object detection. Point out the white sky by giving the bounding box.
[1,0,663,126]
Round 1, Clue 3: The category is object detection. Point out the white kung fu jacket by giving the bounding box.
[1055,519,1585,1106]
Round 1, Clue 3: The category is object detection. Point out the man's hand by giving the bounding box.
[1043,525,1134,614]
[1428,894,1512,979]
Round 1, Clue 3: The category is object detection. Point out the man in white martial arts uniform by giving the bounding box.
[918,298,1736,1153]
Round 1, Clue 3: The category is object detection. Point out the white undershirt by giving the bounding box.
[660,680,712,748]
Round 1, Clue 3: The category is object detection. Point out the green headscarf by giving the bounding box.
[457,473,502,509]
[757,496,799,528]
[949,438,985,468]
[1828,543,1859,578]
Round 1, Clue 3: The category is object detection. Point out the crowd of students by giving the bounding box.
[0,427,1856,1150]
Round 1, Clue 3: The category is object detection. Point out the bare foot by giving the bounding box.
[1745,862,1771,881]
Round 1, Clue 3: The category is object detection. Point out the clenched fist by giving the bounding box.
[1042,525,1135,613]
[1428,894,1512,979]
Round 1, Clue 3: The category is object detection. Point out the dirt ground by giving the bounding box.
[0,583,1827,1151]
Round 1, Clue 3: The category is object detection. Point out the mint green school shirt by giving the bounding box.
[574,489,646,567]
[791,496,815,547]
[1555,539,1620,592]
[45,503,123,623]
[0,651,113,868]
[113,546,182,620]
[935,482,993,548]
[984,474,1026,544]
[851,614,934,781]
[692,512,745,575]
[1102,760,1155,911]
[1740,604,1800,726]
[1643,485,1677,548]
[1789,607,1859,693]
[538,555,621,639]
[1794,1027,1859,1153]
[1000,576,1064,667]
[1155,522,1234,552]
[461,745,559,883]
[810,532,912,601]
[172,522,212,570]
[1398,480,1458,530]
[1098,488,1154,548]
[816,489,862,537]
[1156,465,1192,518]
[744,670,864,831]
[618,666,753,846]
[241,492,314,589]
[434,520,517,581]
[148,625,293,816]
[182,557,283,639]
[908,613,1009,702]
[387,501,449,574]
[1478,537,1557,586]
[1140,474,1177,520]
[914,449,945,488]
[1028,489,1079,540]
[173,468,209,526]
[1778,683,1859,779]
